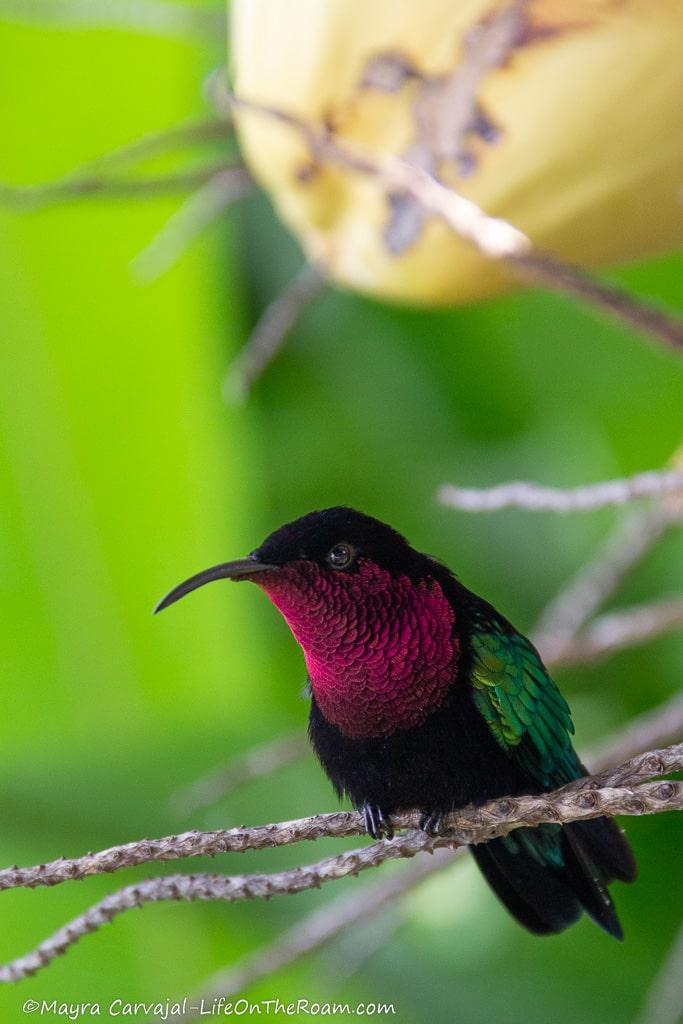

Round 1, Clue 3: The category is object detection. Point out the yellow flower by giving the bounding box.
[231,0,683,305]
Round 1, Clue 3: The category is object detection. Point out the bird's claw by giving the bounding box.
[363,803,394,840]
[419,811,445,836]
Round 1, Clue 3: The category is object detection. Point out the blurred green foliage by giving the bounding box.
[0,5,681,1024]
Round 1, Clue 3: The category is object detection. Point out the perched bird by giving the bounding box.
[156,506,636,937]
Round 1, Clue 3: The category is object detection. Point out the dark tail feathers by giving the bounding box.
[471,817,637,939]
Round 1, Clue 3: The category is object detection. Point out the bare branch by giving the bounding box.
[0,119,233,210]
[229,94,529,260]
[318,910,403,997]
[170,733,310,818]
[0,0,225,41]
[0,161,240,209]
[1,744,679,895]
[586,693,683,775]
[227,93,683,353]
[533,507,677,661]
[224,263,327,402]
[0,771,680,982]
[512,252,683,352]
[83,117,232,168]
[437,468,683,514]
[131,167,253,282]
[547,599,683,669]
[439,480,683,671]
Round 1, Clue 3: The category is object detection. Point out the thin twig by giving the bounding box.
[416,0,527,163]
[547,599,683,669]
[437,469,683,514]
[170,733,310,818]
[532,507,677,662]
[319,909,404,996]
[17,116,227,173]
[224,263,327,402]
[1,773,680,982]
[231,93,530,259]
[515,251,683,352]
[0,0,225,40]
[0,119,233,210]
[0,161,239,209]
[586,693,683,774]
[228,93,683,353]
[381,0,528,251]
[1,744,679,895]
[83,118,231,169]
[635,921,683,1024]
[131,167,253,282]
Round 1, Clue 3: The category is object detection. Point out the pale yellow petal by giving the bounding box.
[232,0,683,304]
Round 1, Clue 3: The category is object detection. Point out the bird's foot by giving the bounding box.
[363,803,394,840]
[419,811,446,837]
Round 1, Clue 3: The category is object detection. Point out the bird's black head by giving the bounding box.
[155,507,460,739]
[154,506,435,613]
[251,506,427,579]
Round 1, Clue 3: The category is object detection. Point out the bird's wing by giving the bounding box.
[468,604,583,789]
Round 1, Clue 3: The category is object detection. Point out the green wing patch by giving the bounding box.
[470,621,582,789]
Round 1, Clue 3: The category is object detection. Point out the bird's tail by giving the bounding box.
[471,817,637,938]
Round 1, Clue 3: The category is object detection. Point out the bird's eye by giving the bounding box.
[326,543,355,570]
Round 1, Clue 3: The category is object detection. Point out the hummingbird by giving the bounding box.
[156,506,636,938]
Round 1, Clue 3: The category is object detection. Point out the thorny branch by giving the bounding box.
[0,744,680,981]
[1,786,680,984]
[3,743,679,897]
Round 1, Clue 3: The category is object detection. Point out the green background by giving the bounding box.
[0,5,681,1023]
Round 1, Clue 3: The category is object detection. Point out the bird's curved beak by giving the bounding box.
[154,556,278,613]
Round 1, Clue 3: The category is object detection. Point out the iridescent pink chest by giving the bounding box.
[258,560,458,738]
